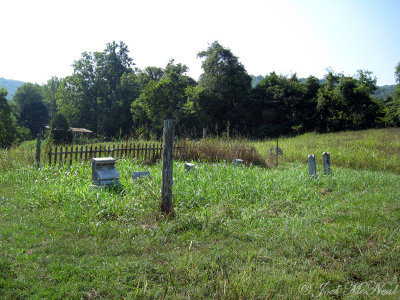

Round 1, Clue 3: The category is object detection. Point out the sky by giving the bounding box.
[1,0,399,86]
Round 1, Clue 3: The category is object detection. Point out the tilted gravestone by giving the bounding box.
[92,157,120,187]
[184,163,196,172]
[233,159,244,166]
[132,171,152,180]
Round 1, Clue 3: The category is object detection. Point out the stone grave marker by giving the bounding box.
[233,159,244,166]
[132,171,152,180]
[92,157,120,187]
[184,163,196,172]
[308,154,317,177]
[323,152,331,175]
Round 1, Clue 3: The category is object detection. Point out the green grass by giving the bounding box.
[254,127,400,174]
[1,158,400,298]
[1,128,400,298]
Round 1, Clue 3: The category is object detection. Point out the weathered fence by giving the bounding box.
[47,142,187,165]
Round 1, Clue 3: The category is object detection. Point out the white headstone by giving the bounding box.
[92,157,120,186]
[132,171,152,180]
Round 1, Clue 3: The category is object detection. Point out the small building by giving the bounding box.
[70,127,93,138]
[45,126,93,138]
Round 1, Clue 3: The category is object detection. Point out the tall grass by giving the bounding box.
[181,138,268,167]
[253,127,400,173]
[1,157,399,298]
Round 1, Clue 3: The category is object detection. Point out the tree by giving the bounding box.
[56,41,136,137]
[12,83,49,137]
[197,41,252,135]
[42,76,62,118]
[50,112,73,144]
[385,62,400,125]
[246,72,306,137]
[316,70,381,132]
[0,88,18,147]
[131,61,197,137]
[301,76,320,132]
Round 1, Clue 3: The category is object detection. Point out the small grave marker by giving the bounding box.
[91,157,120,187]
[323,152,331,175]
[233,159,244,166]
[132,171,152,180]
[308,154,317,177]
[184,163,196,172]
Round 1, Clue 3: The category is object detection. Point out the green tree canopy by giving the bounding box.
[197,41,252,134]
[247,72,306,137]
[56,41,135,137]
[316,71,381,132]
[385,62,400,125]
[42,76,62,118]
[12,83,49,137]
[131,60,197,137]
[0,88,18,147]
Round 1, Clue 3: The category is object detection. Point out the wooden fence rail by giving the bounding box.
[47,142,187,165]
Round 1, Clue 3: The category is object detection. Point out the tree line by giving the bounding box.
[1,41,400,147]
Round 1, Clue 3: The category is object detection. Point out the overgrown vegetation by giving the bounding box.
[254,127,400,174]
[0,129,399,298]
[1,159,399,298]
[182,139,268,167]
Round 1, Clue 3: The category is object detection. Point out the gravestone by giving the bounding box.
[268,146,283,156]
[132,171,152,180]
[308,154,317,177]
[323,152,331,175]
[233,159,244,166]
[184,163,196,172]
[92,157,120,187]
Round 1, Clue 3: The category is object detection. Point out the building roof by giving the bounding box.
[70,127,93,134]
[45,126,93,134]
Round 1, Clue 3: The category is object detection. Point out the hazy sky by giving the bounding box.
[2,0,399,86]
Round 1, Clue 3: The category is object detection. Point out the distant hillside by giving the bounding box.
[251,75,264,88]
[374,85,396,99]
[0,77,25,100]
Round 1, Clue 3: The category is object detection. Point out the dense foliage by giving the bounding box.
[12,83,49,138]
[49,112,73,144]
[0,88,18,147]
[1,129,399,297]
[2,41,399,146]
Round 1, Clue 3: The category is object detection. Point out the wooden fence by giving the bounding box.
[47,142,187,165]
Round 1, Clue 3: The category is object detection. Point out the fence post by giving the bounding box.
[36,133,41,168]
[161,119,174,215]
[323,152,331,175]
[308,154,317,178]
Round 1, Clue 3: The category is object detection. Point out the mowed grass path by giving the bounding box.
[1,156,400,298]
[254,128,400,174]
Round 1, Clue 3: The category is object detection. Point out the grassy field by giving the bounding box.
[254,127,400,174]
[1,128,400,298]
